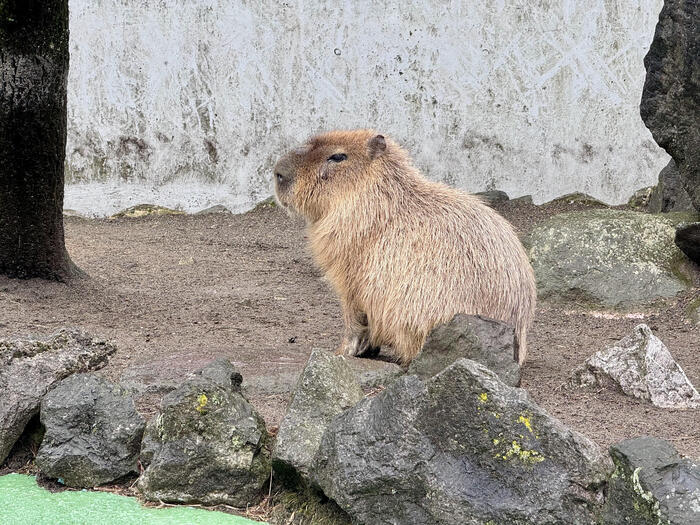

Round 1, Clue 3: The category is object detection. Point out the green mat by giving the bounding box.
[0,474,265,525]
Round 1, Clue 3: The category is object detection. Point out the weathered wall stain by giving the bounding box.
[64,0,670,216]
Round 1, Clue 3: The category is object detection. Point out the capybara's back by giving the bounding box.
[273,129,536,365]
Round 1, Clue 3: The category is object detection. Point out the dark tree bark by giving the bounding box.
[0,0,80,281]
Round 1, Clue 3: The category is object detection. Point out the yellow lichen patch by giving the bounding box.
[478,393,488,403]
[493,438,500,445]
[196,393,208,413]
[518,414,534,434]
[499,440,545,465]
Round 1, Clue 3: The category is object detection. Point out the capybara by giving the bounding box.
[273,129,536,366]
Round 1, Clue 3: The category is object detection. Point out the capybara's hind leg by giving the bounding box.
[336,301,377,357]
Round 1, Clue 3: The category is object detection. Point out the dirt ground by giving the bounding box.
[1,199,699,462]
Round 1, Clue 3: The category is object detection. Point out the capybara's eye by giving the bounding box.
[275,173,284,183]
[328,153,347,163]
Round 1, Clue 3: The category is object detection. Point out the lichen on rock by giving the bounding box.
[526,209,691,307]
[137,358,270,507]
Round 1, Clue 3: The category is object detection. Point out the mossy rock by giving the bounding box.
[547,192,608,207]
[662,210,700,227]
[525,209,692,308]
[110,204,184,219]
[627,187,654,210]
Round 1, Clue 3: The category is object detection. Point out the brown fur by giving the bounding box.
[273,129,536,365]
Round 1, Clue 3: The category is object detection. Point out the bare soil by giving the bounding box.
[1,199,699,462]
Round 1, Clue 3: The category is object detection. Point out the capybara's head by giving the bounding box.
[273,129,394,221]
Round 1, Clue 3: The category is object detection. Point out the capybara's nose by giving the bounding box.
[273,156,293,185]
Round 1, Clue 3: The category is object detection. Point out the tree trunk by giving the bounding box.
[0,0,80,281]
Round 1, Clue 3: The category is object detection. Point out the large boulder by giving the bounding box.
[0,329,116,464]
[603,436,700,525]
[675,222,700,264]
[640,0,700,211]
[312,359,611,525]
[647,160,695,213]
[525,209,690,307]
[570,324,700,409]
[345,356,403,391]
[273,350,364,482]
[138,359,270,506]
[35,374,145,487]
[408,314,520,386]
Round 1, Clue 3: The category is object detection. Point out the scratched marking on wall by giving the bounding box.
[64,0,669,216]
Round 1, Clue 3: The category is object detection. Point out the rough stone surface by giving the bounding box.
[408,314,520,386]
[0,329,116,464]
[194,204,231,215]
[547,192,607,207]
[675,222,700,264]
[510,195,534,205]
[109,204,184,219]
[647,160,696,213]
[312,359,611,525]
[138,358,270,506]
[474,189,509,205]
[273,350,364,481]
[641,0,700,211]
[345,356,403,391]
[35,374,145,487]
[525,209,690,307]
[603,436,700,525]
[570,324,700,409]
[627,187,654,210]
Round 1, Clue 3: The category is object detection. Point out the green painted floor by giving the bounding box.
[0,474,265,525]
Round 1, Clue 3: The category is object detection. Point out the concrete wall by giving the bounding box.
[64,0,669,216]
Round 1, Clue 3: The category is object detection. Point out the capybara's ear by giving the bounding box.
[368,134,386,159]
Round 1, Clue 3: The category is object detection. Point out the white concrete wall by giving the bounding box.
[64,0,669,217]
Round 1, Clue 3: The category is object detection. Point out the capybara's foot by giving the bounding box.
[339,335,377,358]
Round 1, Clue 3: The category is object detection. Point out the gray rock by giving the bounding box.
[603,436,700,525]
[510,194,534,205]
[138,358,270,506]
[195,204,231,215]
[474,189,509,205]
[570,324,700,409]
[35,374,145,487]
[675,222,700,264]
[628,187,654,210]
[408,314,520,386]
[547,192,607,207]
[647,160,695,213]
[0,329,116,464]
[109,204,184,219]
[312,359,611,525]
[641,0,700,211]
[525,209,690,307]
[345,356,403,390]
[273,350,364,482]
